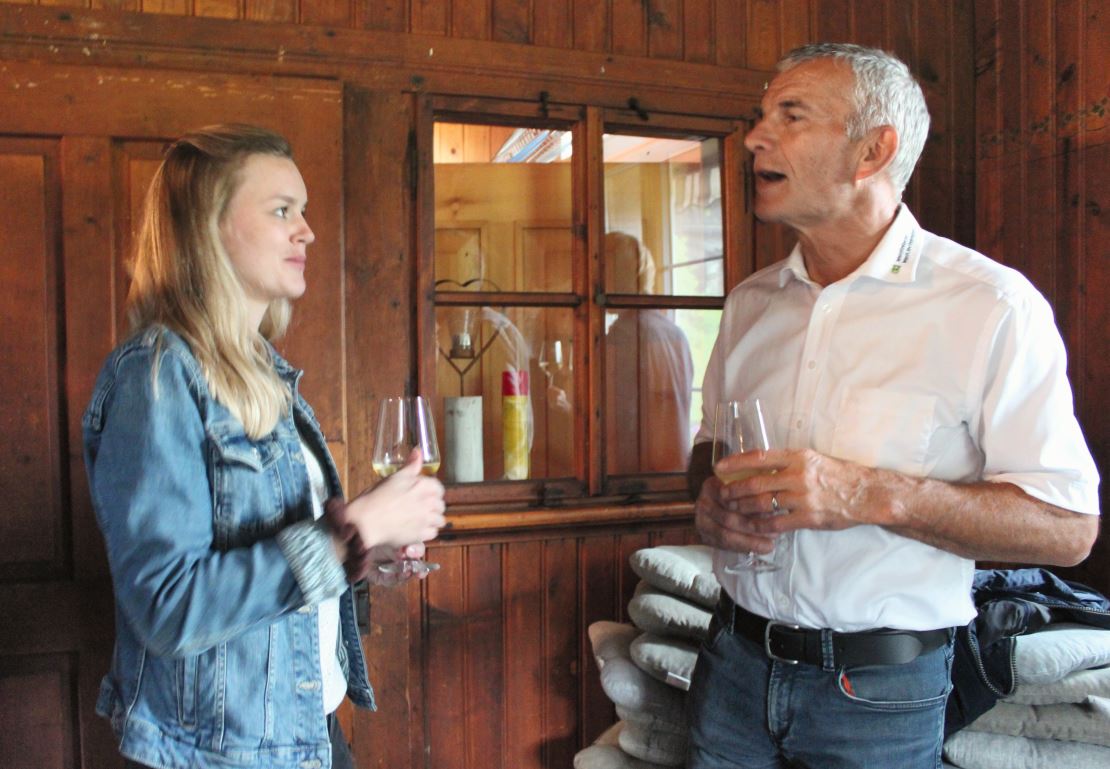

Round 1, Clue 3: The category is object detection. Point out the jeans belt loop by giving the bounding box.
[820,628,837,671]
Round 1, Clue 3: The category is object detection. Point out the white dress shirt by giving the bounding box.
[695,206,1099,632]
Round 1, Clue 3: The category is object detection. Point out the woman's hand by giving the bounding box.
[348,543,430,586]
[330,448,446,551]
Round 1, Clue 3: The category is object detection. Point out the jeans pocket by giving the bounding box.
[836,646,950,712]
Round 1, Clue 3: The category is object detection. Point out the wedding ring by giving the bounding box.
[771,494,781,513]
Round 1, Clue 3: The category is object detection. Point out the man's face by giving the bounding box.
[744,58,865,229]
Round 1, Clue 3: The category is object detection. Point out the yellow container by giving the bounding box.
[502,370,530,480]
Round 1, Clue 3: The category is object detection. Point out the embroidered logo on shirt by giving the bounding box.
[892,230,915,274]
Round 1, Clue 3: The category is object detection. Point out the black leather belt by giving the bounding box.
[718,593,950,668]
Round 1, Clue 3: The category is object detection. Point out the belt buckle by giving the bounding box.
[764,621,801,665]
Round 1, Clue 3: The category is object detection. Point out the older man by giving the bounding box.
[686,43,1100,768]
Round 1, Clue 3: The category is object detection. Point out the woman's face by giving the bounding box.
[220,153,315,327]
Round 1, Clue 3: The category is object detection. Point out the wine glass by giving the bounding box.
[537,339,566,387]
[712,398,785,573]
[371,396,442,575]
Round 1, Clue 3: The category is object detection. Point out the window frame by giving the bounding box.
[416,94,752,512]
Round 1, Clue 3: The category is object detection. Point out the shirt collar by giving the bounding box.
[777,205,923,288]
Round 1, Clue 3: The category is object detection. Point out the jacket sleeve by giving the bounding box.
[84,345,347,658]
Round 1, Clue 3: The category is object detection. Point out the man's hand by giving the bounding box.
[689,440,1097,566]
[711,447,881,538]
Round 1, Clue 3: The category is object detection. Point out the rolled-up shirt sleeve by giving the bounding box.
[973,288,1100,515]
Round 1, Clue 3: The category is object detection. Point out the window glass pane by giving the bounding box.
[604,307,720,475]
[434,306,576,482]
[435,122,573,293]
[603,134,723,297]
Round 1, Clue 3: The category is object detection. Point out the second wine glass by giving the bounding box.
[712,398,785,573]
[372,396,442,575]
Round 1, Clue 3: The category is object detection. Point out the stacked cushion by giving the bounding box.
[943,626,1110,768]
[577,546,719,768]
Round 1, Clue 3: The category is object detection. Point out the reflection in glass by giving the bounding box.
[603,133,723,297]
[604,231,693,474]
[434,306,576,482]
[605,306,721,475]
[434,122,573,293]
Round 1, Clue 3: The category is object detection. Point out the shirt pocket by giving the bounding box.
[208,424,288,548]
[830,388,937,477]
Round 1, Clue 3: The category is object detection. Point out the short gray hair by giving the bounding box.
[779,43,930,197]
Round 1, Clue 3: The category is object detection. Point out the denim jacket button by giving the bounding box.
[297,605,313,614]
[300,761,322,769]
[297,680,321,691]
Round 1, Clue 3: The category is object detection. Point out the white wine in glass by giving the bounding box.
[712,398,785,573]
[372,396,442,575]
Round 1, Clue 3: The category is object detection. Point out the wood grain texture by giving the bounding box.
[6,5,1106,769]
[973,0,1107,595]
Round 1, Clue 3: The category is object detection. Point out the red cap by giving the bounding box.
[502,369,529,396]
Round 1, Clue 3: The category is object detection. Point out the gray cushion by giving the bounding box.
[1013,625,1110,686]
[965,697,1110,747]
[574,743,671,769]
[618,718,687,767]
[629,546,720,609]
[615,703,685,736]
[627,581,713,641]
[943,730,1110,769]
[630,632,699,691]
[1005,666,1110,705]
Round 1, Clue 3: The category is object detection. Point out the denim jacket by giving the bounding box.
[83,326,375,769]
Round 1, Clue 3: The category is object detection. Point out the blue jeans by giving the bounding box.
[687,604,954,769]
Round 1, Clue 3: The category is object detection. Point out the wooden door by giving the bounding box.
[0,61,344,769]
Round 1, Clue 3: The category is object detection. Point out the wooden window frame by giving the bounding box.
[416,94,752,513]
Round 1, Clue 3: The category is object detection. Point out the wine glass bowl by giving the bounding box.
[537,339,566,386]
[712,398,783,573]
[372,396,442,575]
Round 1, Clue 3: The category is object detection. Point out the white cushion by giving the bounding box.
[628,581,713,641]
[574,743,671,769]
[630,632,699,691]
[615,704,686,736]
[599,656,687,719]
[943,729,1110,769]
[965,697,1110,747]
[630,546,720,609]
[589,621,641,669]
[1005,666,1110,705]
[590,621,687,717]
[618,718,687,767]
[1013,625,1110,686]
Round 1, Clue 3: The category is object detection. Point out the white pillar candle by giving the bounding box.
[444,395,484,483]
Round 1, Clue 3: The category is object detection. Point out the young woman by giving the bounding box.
[82,124,445,769]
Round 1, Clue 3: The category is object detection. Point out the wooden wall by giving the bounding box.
[973,0,1108,591]
[0,2,1102,769]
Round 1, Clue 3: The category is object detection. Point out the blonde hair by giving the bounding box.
[127,124,296,438]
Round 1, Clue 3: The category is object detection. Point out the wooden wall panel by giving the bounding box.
[452,0,490,40]
[0,61,347,769]
[611,0,646,57]
[12,3,1101,769]
[974,0,1108,594]
[492,0,530,44]
[532,0,571,48]
[415,522,695,768]
[356,0,407,31]
[0,656,77,769]
[0,143,64,581]
[647,0,683,61]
